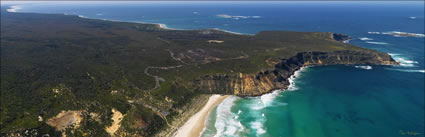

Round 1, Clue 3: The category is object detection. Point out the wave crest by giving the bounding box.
[389,54,419,67]
[365,41,389,45]
[216,14,261,20]
[369,31,425,38]
[6,5,22,12]
[355,65,373,70]
[359,37,373,41]
[387,68,425,73]
[213,96,244,137]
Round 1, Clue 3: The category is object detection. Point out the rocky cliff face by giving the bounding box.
[193,50,398,96]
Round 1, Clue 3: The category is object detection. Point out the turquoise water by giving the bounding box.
[202,66,424,137]
[6,1,424,137]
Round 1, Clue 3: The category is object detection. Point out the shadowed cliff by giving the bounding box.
[194,50,397,96]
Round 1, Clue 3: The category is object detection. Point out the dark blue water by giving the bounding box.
[7,1,424,137]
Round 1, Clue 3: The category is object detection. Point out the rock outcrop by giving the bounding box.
[332,33,352,42]
[193,50,398,96]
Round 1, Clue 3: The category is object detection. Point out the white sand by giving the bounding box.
[157,23,182,30]
[174,95,229,137]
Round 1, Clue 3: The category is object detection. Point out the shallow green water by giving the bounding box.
[202,66,424,137]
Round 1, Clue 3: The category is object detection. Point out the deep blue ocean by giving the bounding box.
[6,1,424,137]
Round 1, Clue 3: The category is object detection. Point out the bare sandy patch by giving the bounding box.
[105,108,124,136]
[46,110,83,137]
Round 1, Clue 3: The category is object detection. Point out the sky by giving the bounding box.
[1,0,424,6]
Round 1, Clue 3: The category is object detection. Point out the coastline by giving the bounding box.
[4,4,406,136]
[174,95,229,137]
[5,5,249,36]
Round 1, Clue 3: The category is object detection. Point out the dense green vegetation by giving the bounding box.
[1,6,373,136]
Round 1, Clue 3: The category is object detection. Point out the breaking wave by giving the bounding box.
[368,32,381,34]
[213,96,245,137]
[386,68,425,73]
[389,53,419,67]
[226,67,309,136]
[288,66,308,91]
[250,121,266,136]
[6,5,22,12]
[359,37,373,41]
[216,14,261,20]
[366,41,389,45]
[368,31,425,38]
[355,65,373,70]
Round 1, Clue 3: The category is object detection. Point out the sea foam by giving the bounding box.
[250,121,266,136]
[359,37,373,41]
[389,53,419,67]
[365,41,389,45]
[369,31,425,38]
[368,32,381,34]
[214,96,244,137]
[386,68,425,73]
[251,67,307,110]
[355,65,373,70]
[288,66,308,91]
[6,5,22,12]
[216,14,261,20]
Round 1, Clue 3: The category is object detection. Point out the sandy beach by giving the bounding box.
[174,94,229,137]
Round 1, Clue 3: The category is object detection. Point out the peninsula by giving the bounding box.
[1,7,397,137]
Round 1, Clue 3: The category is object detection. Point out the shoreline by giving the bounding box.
[5,5,250,36]
[174,95,229,137]
[174,67,309,137]
[4,4,406,137]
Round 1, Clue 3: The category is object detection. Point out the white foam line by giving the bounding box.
[288,66,308,91]
[216,14,261,20]
[388,53,419,67]
[251,66,307,111]
[359,37,373,41]
[355,65,373,70]
[213,96,244,137]
[369,31,425,38]
[366,41,389,45]
[368,32,381,34]
[250,121,266,136]
[386,68,425,73]
[175,95,229,137]
[6,5,22,13]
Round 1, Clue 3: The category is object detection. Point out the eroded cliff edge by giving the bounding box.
[194,50,398,96]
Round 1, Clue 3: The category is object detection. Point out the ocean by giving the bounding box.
[7,1,424,137]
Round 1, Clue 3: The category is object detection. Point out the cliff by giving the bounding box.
[194,50,397,96]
